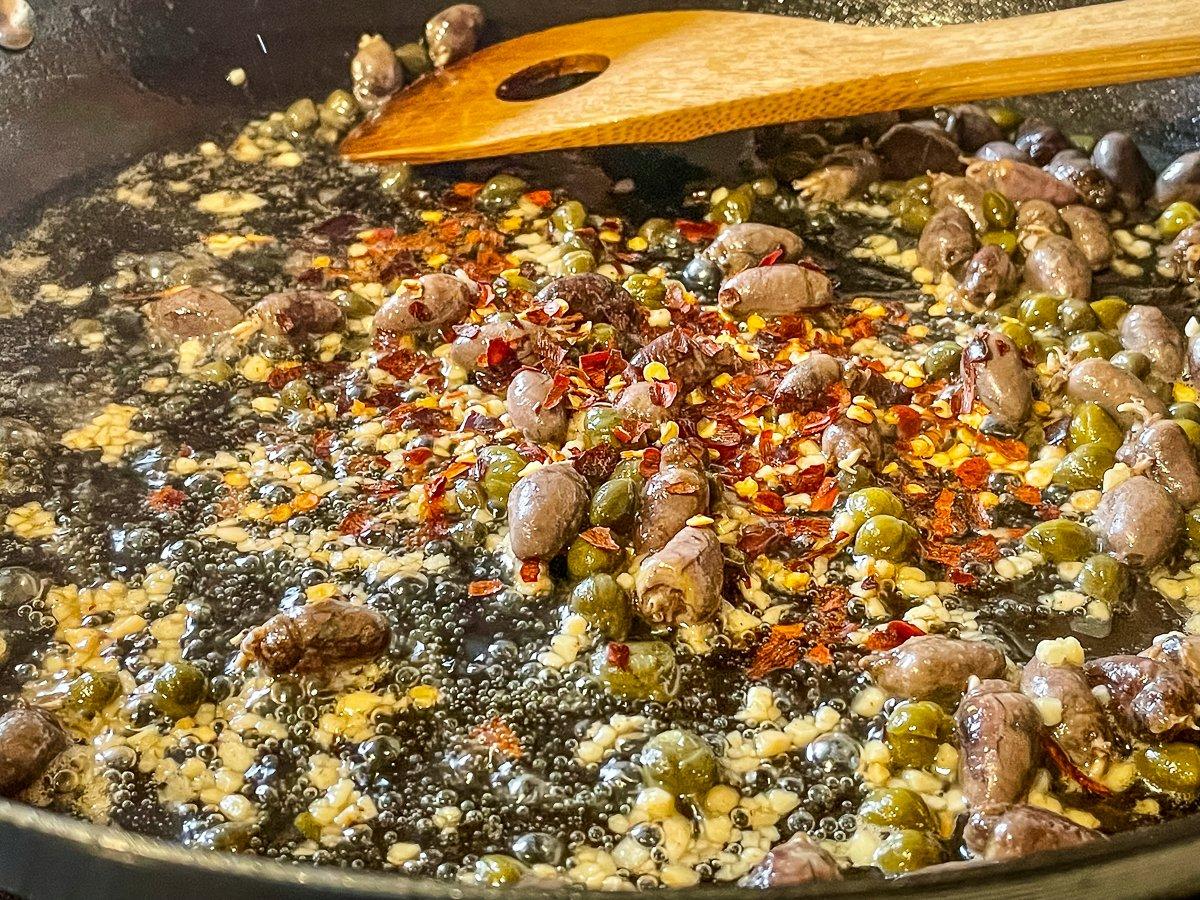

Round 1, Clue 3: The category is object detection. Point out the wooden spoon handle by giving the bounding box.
[342,0,1200,164]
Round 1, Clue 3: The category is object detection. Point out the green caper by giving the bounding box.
[980,230,1018,255]
[478,174,528,210]
[1176,419,1200,449]
[1136,743,1200,795]
[904,175,933,199]
[622,274,666,310]
[922,341,962,380]
[711,186,754,224]
[561,250,596,274]
[475,854,527,886]
[338,291,375,318]
[837,465,873,494]
[479,445,526,504]
[1018,293,1060,329]
[843,488,905,527]
[854,515,917,561]
[612,459,645,484]
[560,231,592,254]
[1058,297,1099,334]
[1051,443,1115,490]
[589,323,617,347]
[1022,519,1096,563]
[448,519,487,550]
[896,195,934,235]
[640,729,718,797]
[279,379,310,409]
[1185,507,1200,550]
[566,536,621,579]
[982,190,1016,229]
[887,735,939,769]
[394,42,432,78]
[887,700,951,741]
[1171,402,1200,423]
[194,361,233,384]
[582,406,624,448]
[751,175,779,197]
[872,829,944,875]
[1157,202,1200,240]
[987,106,1022,131]
[1068,402,1123,451]
[569,574,631,640]
[284,97,319,132]
[151,661,208,720]
[66,670,121,716]
[858,787,936,832]
[293,811,322,842]
[192,821,254,852]
[378,163,413,195]
[638,218,677,250]
[319,89,358,130]
[1074,553,1129,604]
[1109,350,1152,379]
[550,200,587,234]
[590,478,639,530]
[996,320,1036,354]
[1090,296,1129,329]
[593,640,678,701]
[1065,330,1120,361]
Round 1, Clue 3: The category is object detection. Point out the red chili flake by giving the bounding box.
[519,559,541,583]
[267,366,304,390]
[639,448,662,478]
[747,623,809,680]
[538,372,572,411]
[759,247,786,267]
[863,620,926,652]
[469,716,523,759]
[523,189,553,207]
[147,486,186,511]
[460,410,502,434]
[805,644,833,666]
[376,349,423,381]
[614,419,653,445]
[515,443,550,463]
[809,478,840,512]
[580,349,614,373]
[738,523,784,557]
[665,481,700,495]
[674,219,719,242]
[1041,733,1113,797]
[1013,484,1042,505]
[753,490,785,513]
[452,181,484,198]
[580,527,620,551]
[981,435,1030,461]
[486,338,514,367]
[955,457,991,490]
[312,430,334,459]
[605,642,631,670]
[781,463,827,496]
[573,443,619,481]
[931,488,966,538]
[648,380,679,408]
[468,579,503,597]
[405,447,434,466]
[338,508,373,537]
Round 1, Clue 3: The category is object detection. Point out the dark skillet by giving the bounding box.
[1,1,1199,897]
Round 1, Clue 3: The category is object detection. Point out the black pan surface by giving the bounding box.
[1,1,1199,897]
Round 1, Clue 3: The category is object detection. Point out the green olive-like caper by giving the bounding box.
[987,106,1023,131]
[566,536,621,579]
[66,670,121,717]
[582,406,624,448]
[858,787,936,832]
[1176,419,1200,449]
[1018,293,1061,329]
[922,341,963,381]
[896,195,934,235]
[1109,350,1152,379]
[593,640,678,701]
[338,291,376,318]
[293,811,322,842]
[151,661,208,720]
[550,200,587,234]
[623,274,667,310]
[194,361,233,384]
[1074,553,1129,604]
[192,821,254,852]
[561,250,597,274]
[589,323,617,347]
[980,230,1018,255]
[1051,442,1116,490]
[1065,330,1120,361]
[638,218,677,250]
[479,445,526,505]
[475,854,527,886]
[284,97,319,132]
[279,379,311,409]
[1136,743,1200,795]
[872,829,945,875]
[1090,296,1129,329]
[842,488,906,532]
[711,186,754,225]
[1185,507,1200,550]
[1157,202,1200,240]
[569,574,631,640]
[887,700,951,741]
[1171,402,1200,423]
[1067,402,1124,451]
[611,459,645,485]
[319,89,359,130]
[394,42,432,78]
[378,163,413,195]
[996,320,1036,354]
[478,174,528,210]
[590,478,639,530]
[1058,297,1099,334]
[1023,519,1096,563]
[982,190,1016,230]
[448,519,487,550]
[854,515,917,561]
[640,728,718,797]
[450,478,486,515]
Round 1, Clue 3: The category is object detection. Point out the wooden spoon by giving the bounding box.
[341,0,1200,164]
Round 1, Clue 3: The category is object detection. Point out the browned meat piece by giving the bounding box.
[1093,476,1181,568]
[964,804,1103,861]
[1141,633,1200,681]
[1117,419,1200,507]
[1060,205,1114,270]
[1013,118,1073,167]
[1155,150,1200,206]
[821,419,882,466]
[1023,235,1092,300]
[702,223,803,275]
[717,264,832,319]
[774,352,843,410]
[350,35,400,109]
[534,273,639,340]
[0,708,67,797]
[875,123,965,179]
[918,206,976,276]
[860,635,1006,701]
[956,679,1042,807]
[507,463,589,559]
[1045,150,1116,210]
[373,273,477,339]
[250,290,343,342]
[1091,131,1154,209]
[966,159,1077,205]
[144,287,241,344]
[240,600,390,676]
[448,315,535,370]
[739,833,842,887]
[930,175,987,230]
[634,526,724,627]
[634,449,710,556]
[1066,358,1167,428]
[1084,654,1199,739]
[628,328,737,395]
[506,369,569,445]
[960,329,1032,433]
[1118,305,1185,381]
[425,4,484,67]
[958,245,1018,306]
[1020,658,1109,769]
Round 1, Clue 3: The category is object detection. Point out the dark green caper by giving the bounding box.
[566,536,621,579]
[590,478,639,530]
[550,200,587,234]
[582,406,624,448]
[151,661,208,720]
[319,89,358,130]
[279,379,310,409]
[561,250,596,274]
[987,106,1022,131]
[478,174,528,210]
[996,320,1036,354]
[1051,443,1115,490]
[1109,350,1152,379]
[1065,330,1120,361]
[394,42,432,78]
[980,230,1018,255]
[66,670,121,716]
[448,519,487,550]
[284,97,319,132]
[191,821,254,852]
[589,323,617,347]
[569,574,631,640]
[449,479,486,515]
[1023,519,1096,563]
[1018,293,1060,329]
[638,218,677,250]
[378,163,413,195]
[593,640,678,701]
[640,728,718,797]
[873,829,945,875]
[1185,507,1200,550]
[982,190,1016,229]
[479,446,526,505]
[858,787,936,832]
[922,341,963,380]
[1136,743,1200,795]
[1068,402,1123,451]
[1058,297,1099,334]
[854,515,917,561]
[293,811,322,842]
[887,700,951,741]
[896,195,934,235]
[1074,553,1129,604]
[842,488,905,533]
[711,186,754,224]
[611,459,645,484]
[622,274,666,310]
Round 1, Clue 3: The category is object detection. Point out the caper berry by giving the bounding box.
[982,190,1016,229]
[151,661,208,720]
[922,341,962,380]
[593,640,678,701]
[569,574,631,640]
[590,478,639,530]
[854,515,917,561]
[640,729,717,797]
[858,787,936,832]
[566,536,621,579]
[872,829,944,875]
[66,670,121,717]
[623,274,666,310]
[1074,553,1129,604]
[1090,296,1129,329]
[1023,519,1096,563]
[1157,202,1200,240]
[1052,442,1115,490]
[1136,743,1200,795]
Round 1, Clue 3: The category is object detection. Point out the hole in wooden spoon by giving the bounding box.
[496,54,610,102]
